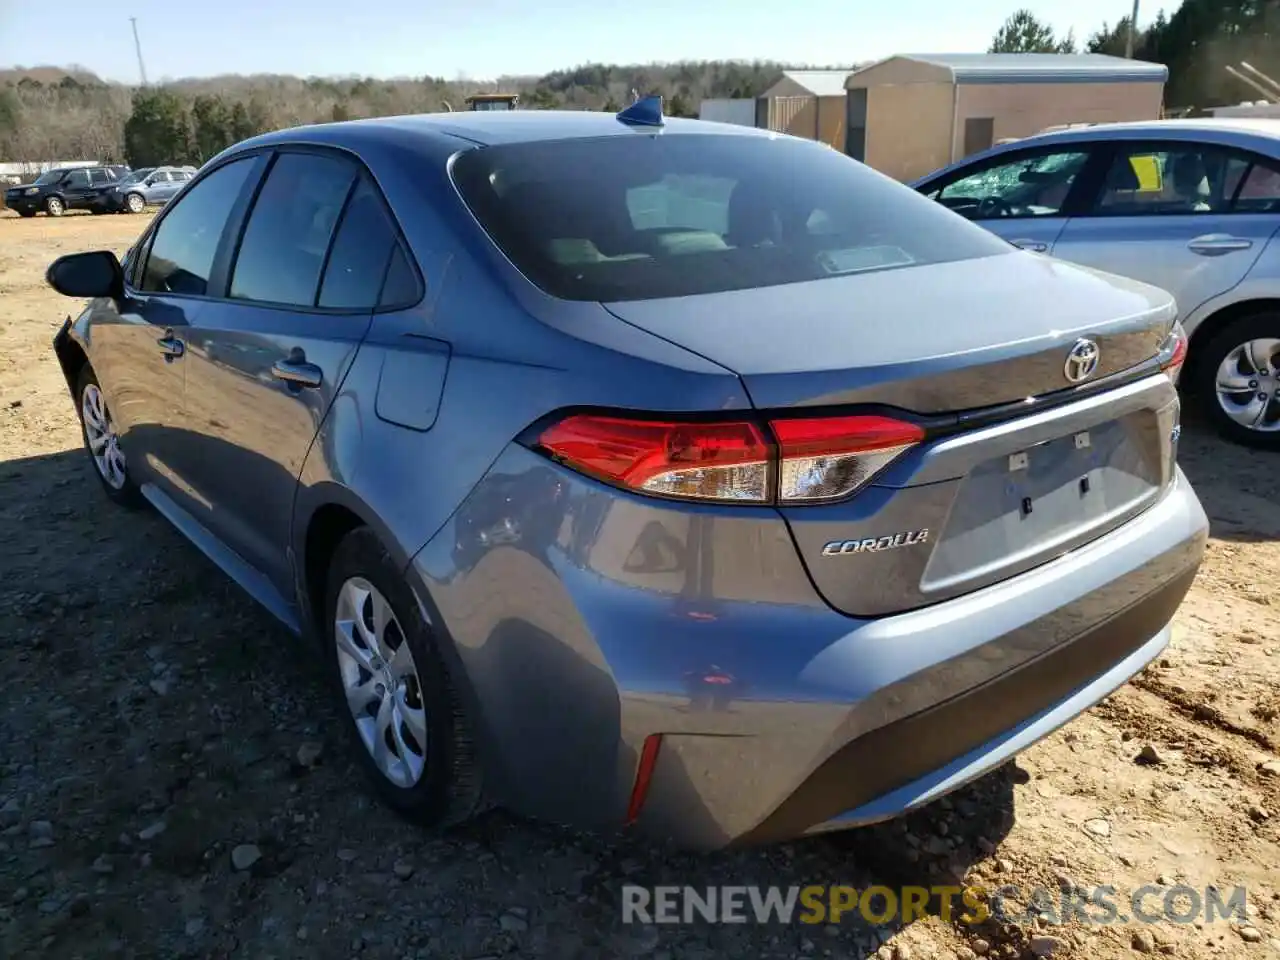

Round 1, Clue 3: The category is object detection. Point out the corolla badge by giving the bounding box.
[822,529,930,557]
[1064,338,1101,383]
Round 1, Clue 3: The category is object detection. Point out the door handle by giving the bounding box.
[1011,239,1048,253]
[156,335,184,359]
[271,359,323,388]
[1187,234,1253,255]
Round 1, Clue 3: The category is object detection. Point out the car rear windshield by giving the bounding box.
[451,133,1012,302]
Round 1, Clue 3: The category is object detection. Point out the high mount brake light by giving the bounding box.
[1158,323,1188,385]
[533,413,923,505]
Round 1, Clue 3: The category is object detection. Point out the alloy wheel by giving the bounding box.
[333,577,428,788]
[46,197,64,216]
[127,194,144,214]
[81,383,127,489]
[1215,337,1280,433]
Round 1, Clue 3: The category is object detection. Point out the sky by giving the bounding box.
[0,0,1154,84]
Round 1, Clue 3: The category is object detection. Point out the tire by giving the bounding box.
[45,196,64,217]
[324,527,485,827]
[1191,312,1280,450]
[125,193,145,214]
[75,366,143,507]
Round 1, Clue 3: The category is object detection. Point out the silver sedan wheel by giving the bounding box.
[81,383,127,489]
[1215,337,1280,433]
[334,578,428,788]
[126,193,145,214]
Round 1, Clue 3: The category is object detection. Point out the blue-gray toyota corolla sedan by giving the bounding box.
[46,102,1207,849]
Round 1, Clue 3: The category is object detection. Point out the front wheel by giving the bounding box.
[324,527,485,827]
[75,366,143,506]
[45,196,64,217]
[1192,313,1280,450]
[125,193,145,214]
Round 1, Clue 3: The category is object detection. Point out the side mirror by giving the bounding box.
[46,251,124,299]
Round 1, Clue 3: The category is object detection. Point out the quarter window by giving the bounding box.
[933,150,1091,220]
[230,152,356,307]
[317,176,399,309]
[140,156,256,296]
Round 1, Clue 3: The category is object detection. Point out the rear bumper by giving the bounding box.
[409,448,1207,849]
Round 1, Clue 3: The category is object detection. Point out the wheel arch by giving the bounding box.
[1185,297,1280,388]
[293,484,496,787]
[53,325,90,399]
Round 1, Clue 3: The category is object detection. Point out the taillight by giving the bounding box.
[1158,323,1188,385]
[771,415,925,502]
[533,412,922,505]
[535,415,771,502]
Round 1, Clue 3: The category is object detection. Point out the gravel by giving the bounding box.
[2,217,1279,960]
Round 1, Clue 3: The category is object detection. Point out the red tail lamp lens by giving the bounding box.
[535,413,923,505]
[536,415,771,502]
[770,415,924,502]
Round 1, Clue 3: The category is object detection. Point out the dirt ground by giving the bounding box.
[0,211,1278,960]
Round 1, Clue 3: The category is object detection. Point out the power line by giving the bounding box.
[130,17,148,86]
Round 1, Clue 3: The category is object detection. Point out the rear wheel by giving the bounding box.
[75,366,142,507]
[1193,313,1280,450]
[324,527,484,827]
[125,193,145,214]
[44,196,64,217]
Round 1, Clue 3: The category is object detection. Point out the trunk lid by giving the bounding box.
[605,251,1182,618]
[602,251,1175,412]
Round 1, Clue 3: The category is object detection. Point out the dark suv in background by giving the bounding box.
[4,164,130,217]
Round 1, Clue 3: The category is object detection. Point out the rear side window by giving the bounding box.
[318,176,398,309]
[450,134,1011,302]
[230,152,356,307]
[89,169,113,185]
[379,244,420,308]
[141,156,255,296]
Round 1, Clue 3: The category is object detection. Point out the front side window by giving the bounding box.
[932,149,1091,220]
[150,171,172,183]
[140,157,256,296]
[1091,144,1239,215]
[452,134,1010,302]
[64,169,89,188]
[230,152,356,307]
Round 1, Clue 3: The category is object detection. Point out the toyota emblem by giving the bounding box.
[1064,338,1101,383]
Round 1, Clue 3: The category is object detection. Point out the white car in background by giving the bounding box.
[915,119,1280,449]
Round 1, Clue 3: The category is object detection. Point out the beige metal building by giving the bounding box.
[844,53,1168,181]
[759,70,855,150]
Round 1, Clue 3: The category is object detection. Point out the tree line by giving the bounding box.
[0,61,789,168]
[991,0,1280,109]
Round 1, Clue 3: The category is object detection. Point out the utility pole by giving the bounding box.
[130,17,148,86]
[1125,0,1141,58]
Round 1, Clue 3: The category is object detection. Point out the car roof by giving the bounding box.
[235,109,777,153]
[913,117,1280,186]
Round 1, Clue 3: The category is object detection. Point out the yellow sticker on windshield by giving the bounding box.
[1128,155,1163,192]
